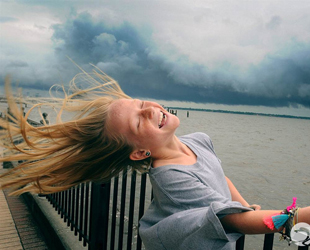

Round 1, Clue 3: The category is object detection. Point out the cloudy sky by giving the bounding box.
[1,0,310,114]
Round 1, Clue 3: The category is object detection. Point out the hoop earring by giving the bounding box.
[146,151,151,157]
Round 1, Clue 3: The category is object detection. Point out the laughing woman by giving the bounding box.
[1,70,309,250]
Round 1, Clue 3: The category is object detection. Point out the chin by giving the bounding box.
[173,116,180,128]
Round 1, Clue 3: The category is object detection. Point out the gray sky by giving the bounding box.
[1,0,310,110]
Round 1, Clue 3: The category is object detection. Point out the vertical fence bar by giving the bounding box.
[127,171,137,250]
[53,193,57,212]
[235,235,245,250]
[110,175,119,250]
[71,187,76,231]
[74,185,80,236]
[57,192,61,214]
[61,191,64,218]
[263,233,274,250]
[67,188,72,226]
[79,183,85,242]
[102,183,111,250]
[64,190,68,222]
[89,182,111,250]
[118,170,128,250]
[84,183,90,247]
[51,193,55,208]
[55,193,58,206]
[136,174,147,250]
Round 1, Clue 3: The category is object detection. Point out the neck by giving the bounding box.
[151,135,196,168]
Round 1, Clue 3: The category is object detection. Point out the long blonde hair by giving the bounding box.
[0,69,149,195]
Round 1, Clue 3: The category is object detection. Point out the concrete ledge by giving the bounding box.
[23,193,87,250]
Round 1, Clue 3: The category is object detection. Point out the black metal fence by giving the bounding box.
[46,170,309,250]
[46,169,152,250]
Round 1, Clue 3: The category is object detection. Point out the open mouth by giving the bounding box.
[158,111,166,129]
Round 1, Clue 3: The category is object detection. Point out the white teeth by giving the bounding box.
[158,111,166,129]
[158,111,163,127]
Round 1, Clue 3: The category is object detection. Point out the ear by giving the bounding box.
[129,149,148,161]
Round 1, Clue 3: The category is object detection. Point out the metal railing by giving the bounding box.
[46,170,309,250]
[47,182,91,246]
[46,169,151,250]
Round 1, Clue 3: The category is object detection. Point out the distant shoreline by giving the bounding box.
[166,106,310,120]
[1,96,309,120]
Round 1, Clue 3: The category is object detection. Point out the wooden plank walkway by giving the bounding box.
[0,169,49,250]
[0,189,23,250]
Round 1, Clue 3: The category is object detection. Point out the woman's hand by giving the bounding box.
[248,204,261,211]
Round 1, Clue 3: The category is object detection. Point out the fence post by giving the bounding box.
[137,173,147,250]
[127,171,137,250]
[236,235,245,250]
[89,182,111,250]
[263,233,274,250]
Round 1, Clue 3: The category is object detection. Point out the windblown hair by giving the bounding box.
[0,69,150,195]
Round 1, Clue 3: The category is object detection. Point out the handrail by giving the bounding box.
[46,170,309,250]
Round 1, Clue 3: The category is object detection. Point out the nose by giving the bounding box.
[141,107,154,119]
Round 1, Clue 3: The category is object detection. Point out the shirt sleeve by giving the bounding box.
[196,132,222,163]
[142,203,251,250]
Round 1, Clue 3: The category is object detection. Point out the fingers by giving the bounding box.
[249,204,261,211]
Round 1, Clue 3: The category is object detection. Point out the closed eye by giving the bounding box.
[137,101,144,128]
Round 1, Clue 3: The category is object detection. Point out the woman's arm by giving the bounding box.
[226,177,249,207]
[224,176,310,234]
[226,177,261,210]
[221,206,310,234]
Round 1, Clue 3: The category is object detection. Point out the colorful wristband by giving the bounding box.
[263,197,299,245]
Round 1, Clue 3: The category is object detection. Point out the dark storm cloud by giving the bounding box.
[52,12,144,63]
[49,12,310,107]
[244,42,310,106]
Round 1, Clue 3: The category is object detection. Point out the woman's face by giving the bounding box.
[107,99,180,156]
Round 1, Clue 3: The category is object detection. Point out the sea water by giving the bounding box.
[1,102,309,249]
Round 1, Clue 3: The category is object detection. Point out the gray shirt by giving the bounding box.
[139,132,251,250]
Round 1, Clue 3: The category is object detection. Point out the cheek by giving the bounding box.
[141,130,156,143]
[135,129,158,146]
